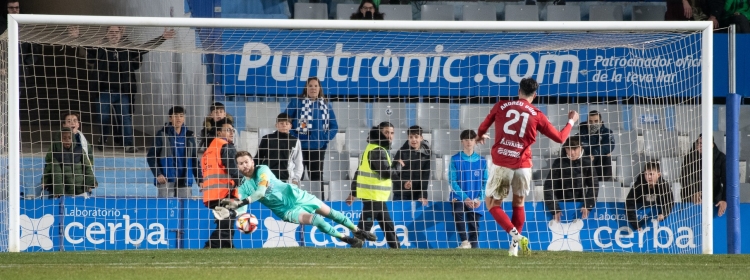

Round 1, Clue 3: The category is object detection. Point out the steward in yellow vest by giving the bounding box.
[346,122,403,249]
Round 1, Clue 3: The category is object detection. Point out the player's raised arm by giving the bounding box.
[476,103,498,144]
[538,110,579,143]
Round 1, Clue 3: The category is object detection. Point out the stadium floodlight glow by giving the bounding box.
[3,14,713,254]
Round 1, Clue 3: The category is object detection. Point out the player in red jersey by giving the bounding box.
[476,77,579,256]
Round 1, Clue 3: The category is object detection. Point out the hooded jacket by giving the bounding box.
[543,154,599,214]
[350,127,401,196]
[43,128,97,195]
[393,140,432,199]
[679,139,727,204]
[578,121,614,156]
[626,172,674,230]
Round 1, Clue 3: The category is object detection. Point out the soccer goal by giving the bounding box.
[1,14,714,254]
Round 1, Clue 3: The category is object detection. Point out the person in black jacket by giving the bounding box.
[544,136,599,222]
[257,113,304,185]
[346,121,403,249]
[626,161,674,231]
[350,0,385,20]
[89,26,175,153]
[679,134,727,216]
[393,125,431,205]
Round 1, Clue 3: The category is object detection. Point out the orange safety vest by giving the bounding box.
[201,138,237,205]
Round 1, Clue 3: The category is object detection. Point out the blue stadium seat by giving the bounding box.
[504,5,539,21]
[380,4,413,20]
[632,5,666,21]
[462,3,497,21]
[589,5,623,21]
[421,4,455,21]
[294,3,329,19]
[546,5,580,21]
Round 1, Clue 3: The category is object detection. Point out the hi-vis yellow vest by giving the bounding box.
[356,143,393,201]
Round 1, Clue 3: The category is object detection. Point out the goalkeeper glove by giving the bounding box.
[221,198,251,210]
[212,206,238,220]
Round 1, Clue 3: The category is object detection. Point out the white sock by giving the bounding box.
[510,228,519,237]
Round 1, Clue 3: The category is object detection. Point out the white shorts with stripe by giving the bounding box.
[485,165,532,200]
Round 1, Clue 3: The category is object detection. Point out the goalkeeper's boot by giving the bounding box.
[354,229,377,242]
[341,236,364,248]
[508,241,519,257]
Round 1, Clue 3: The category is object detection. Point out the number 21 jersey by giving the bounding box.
[477,99,573,169]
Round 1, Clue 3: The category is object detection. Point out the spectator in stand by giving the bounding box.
[50,26,91,117]
[257,113,304,185]
[449,129,487,249]
[89,25,175,153]
[43,127,97,198]
[626,161,674,231]
[201,119,241,249]
[543,136,599,222]
[62,111,93,164]
[679,134,727,216]
[578,110,614,181]
[351,0,385,20]
[666,0,750,33]
[284,77,339,198]
[2,0,43,121]
[393,125,431,205]
[147,106,201,198]
[200,102,235,150]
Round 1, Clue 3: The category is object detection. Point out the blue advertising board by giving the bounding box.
[18,198,750,253]
[218,30,709,97]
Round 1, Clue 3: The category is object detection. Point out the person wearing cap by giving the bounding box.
[257,113,304,185]
[543,135,599,223]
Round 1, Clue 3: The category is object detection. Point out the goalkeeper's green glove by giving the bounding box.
[212,206,237,220]
[221,198,251,210]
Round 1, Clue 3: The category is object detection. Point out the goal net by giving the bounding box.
[1,15,713,253]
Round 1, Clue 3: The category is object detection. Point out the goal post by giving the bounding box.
[3,14,714,253]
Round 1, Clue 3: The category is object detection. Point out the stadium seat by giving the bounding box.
[672,182,683,202]
[631,5,666,21]
[618,155,640,188]
[588,5,623,21]
[416,103,451,130]
[672,105,701,138]
[741,183,750,203]
[531,156,548,181]
[393,128,409,150]
[245,102,281,131]
[642,130,680,158]
[531,136,562,158]
[713,132,726,153]
[380,4,413,20]
[421,4,455,21]
[345,127,370,156]
[462,4,497,21]
[431,129,462,158]
[427,180,452,202]
[597,181,626,202]
[325,180,346,201]
[611,130,638,158]
[631,105,668,132]
[336,3,359,20]
[546,104,585,131]
[298,181,323,200]
[294,3,329,19]
[546,5,581,21]
[504,5,539,21]
[323,151,350,182]
[458,104,493,131]
[331,102,368,132]
[659,157,682,183]
[372,103,409,129]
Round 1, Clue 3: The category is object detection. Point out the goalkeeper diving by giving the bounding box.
[219,150,374,248]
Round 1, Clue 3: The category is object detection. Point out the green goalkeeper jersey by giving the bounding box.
[236,165,313,219]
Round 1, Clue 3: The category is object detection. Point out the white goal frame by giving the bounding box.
[5,14,714,253]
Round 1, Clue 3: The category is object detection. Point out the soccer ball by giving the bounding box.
[236,213,258,234]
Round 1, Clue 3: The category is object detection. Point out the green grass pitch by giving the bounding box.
[1,248,748,280]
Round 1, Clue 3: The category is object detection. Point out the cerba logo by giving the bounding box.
[62,207,168,246]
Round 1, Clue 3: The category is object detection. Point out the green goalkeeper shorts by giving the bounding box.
[279,189,323,224]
